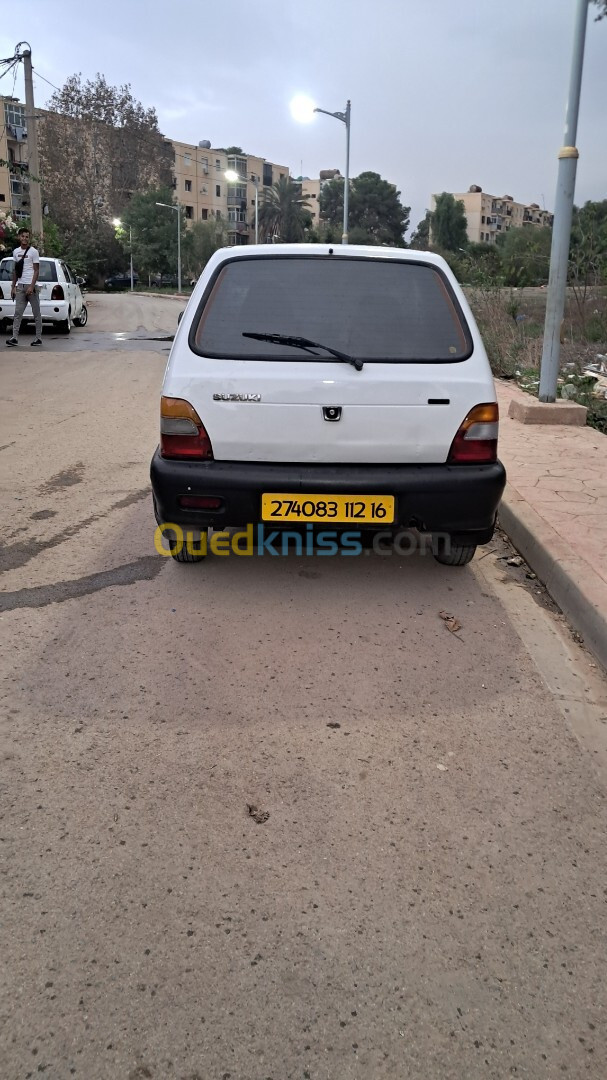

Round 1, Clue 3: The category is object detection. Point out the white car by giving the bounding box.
[151,244,506,565]
[0,256,87,334]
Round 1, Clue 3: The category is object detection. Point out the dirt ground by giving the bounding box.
[1,294,606,1080]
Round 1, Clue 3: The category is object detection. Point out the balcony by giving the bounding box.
[227,219,249,234]
[227,194,247,207]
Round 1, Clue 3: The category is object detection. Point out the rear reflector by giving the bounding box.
[178,495,223,509]
[448,403,499,464]
[160,396,214,460]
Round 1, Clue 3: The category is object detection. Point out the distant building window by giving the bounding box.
[185,205,193,219]
[201,208,208,220]
[228,155,247,178]
[481,215,485,224]
[216,184,221,197]
[216,209,222,219]
[4,101,26,129]
[216,159,221,170]
[0,194,5,202]
[251,200,256,206]
[184,153,191,167]
[263,163,273,186]
[185,179,192,192]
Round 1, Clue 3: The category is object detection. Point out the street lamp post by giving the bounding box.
[156,202,182,293]
[538,0,589,402]
[225,169,258,244]
[112,218,134,291]
[290,96,351,244]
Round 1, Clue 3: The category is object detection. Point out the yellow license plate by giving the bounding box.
[261,493,395,525]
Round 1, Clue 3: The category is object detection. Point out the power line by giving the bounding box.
[31,67,61,94]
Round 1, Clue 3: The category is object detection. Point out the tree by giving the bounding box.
[594,1,606,18]
[409,211,431,250]
[320,171,410,246]
[39,74,173,278]
[568,200,607,335]
[258,176,311,242]
[430,193,468,252]
[457,241,503,285]
[183,218,230,278]
[496,225,552,286]
[119,187,187,279]
[569,200,607,285]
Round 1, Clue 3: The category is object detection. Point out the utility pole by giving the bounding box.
[538,0,589,402]
[20,47,44,242]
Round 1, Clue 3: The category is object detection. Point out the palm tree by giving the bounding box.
[258,177,311,243]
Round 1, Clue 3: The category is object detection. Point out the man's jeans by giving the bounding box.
[12,283,42,338]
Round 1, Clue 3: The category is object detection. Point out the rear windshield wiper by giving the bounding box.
[242,332,363,371]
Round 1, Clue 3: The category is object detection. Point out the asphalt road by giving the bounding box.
[1,293,607,1080]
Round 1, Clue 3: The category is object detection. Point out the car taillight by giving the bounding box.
[160,396,214,460]
[51,284,64,301]
[448,403,499,464]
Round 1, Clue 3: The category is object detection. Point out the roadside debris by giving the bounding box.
[436,763,448,772]
[507,556,524,567]
[439,610,462,635]
[246,803,270,825]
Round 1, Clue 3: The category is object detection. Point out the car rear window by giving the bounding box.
[0,259,58,282]
[192,256,472,363]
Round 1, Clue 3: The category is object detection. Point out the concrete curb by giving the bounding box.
[498,488,607,672]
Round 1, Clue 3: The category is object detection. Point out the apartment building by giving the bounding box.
[295,169,343,228]
[430,185,554,245]
[0,94,290,246]
[172,141,290,244]
[0,97,31,222]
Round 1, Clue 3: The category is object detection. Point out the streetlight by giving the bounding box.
[112,217,133,291]
[156,202,182,293]
[538,0,589,402]
[290,94,351,245]
[225,169,259,244]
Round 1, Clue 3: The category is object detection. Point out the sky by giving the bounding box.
[1,0,605,234]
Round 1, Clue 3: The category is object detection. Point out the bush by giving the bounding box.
[467,285,542,377]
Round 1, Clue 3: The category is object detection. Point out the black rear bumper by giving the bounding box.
[150,452,506,545]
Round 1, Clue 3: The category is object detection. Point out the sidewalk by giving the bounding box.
[495,379,607,670]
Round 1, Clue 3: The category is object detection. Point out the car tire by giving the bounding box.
[164,526,208,563]
[432,537,476,566]
[57,310,71,335]
[73,304,88,327]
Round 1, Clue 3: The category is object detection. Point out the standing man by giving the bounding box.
[6,227,42,347]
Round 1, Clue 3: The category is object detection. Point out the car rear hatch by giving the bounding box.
[0,257,59,301]
[168,252,496,465]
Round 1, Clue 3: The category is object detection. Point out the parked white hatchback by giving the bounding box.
[0,256,87,334]
[151,244,506,565]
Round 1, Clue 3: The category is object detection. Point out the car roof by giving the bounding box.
[1,255,61,262]
[201,243,451,276]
